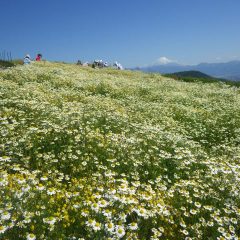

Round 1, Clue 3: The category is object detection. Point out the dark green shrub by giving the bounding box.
[11,59,24,65]
[0,60,15,68]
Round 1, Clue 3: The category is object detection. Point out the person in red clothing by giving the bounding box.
[36,53,42,61]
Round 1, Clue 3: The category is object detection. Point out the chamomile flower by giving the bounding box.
[98,199,108,208]
[105,222,115,233]
[182,229,189,236]
[190,209,197,215]
[26,233,36,240]
[134,207,148,218]
[86,219,96,228]
[115,225,125,238]
[194,202,201,208]
[47,188,56,195]
[43,216,57,225]
[92,221,101,231]
[40,176,48,181]
[1,211,11,220]
[36,184,45,191]
[128,222,138,230]
[91,202,100,212]
[0,176,8,187]
[0,225,8,234]
[103,209,112,218]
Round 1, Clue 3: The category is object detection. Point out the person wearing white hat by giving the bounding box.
[24,54,31,65]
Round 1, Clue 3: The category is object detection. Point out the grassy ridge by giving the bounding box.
[0,62,240,239]
[165,70,213,79]
[164,72,240,87]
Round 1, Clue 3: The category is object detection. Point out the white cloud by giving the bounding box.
[156,56,174,65]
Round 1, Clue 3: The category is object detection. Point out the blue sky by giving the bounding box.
[0,0,240,67]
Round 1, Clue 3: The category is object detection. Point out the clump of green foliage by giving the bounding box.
[11,59,24,65]
[0,59,24,69]
[0,60,15,68]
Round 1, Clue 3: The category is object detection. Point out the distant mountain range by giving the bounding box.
[134,60,240,81]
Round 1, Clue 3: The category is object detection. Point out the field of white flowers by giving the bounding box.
[0,62,239,240]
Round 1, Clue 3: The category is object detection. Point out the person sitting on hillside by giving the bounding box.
[24,54,31,65]
[92,60,108,68]
[82,62,89,66]
[113,61,123,70]
[103,62,109,67]
[94,60,102,68]
[36,53,42,61]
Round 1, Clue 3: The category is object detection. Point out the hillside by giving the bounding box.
[0,62,240,239]
[164,71,240,87]
[166,70,212,79]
